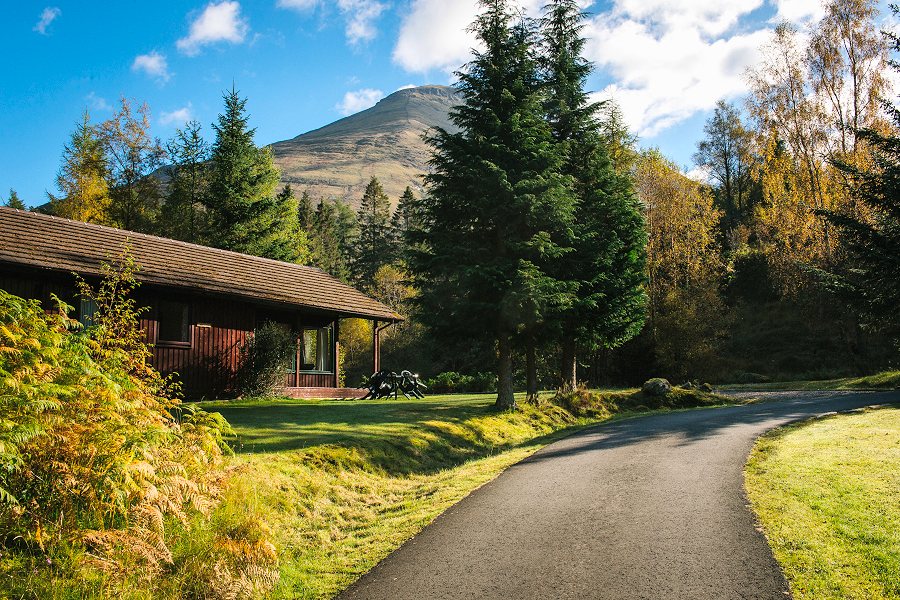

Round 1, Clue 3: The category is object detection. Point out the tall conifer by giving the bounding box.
[204,89,298,260]
[540,0,647,389]
[352,177,394,286]
[413,0,574,408]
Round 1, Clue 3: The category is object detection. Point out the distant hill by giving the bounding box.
[269,85,460,208]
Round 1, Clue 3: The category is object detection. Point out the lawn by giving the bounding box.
[196,387,729,599]
[745,407,900,600]
[197,393,595,599]
[721,370,900,392]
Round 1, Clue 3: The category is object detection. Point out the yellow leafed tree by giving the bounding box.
[48,112,111,224]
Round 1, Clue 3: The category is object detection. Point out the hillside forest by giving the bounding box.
[9,0,899,399]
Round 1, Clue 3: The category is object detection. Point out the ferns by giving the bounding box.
[0,254,237,589]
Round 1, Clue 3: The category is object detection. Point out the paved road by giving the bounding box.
[339,391,899,600]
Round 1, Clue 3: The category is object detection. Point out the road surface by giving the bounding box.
[339,390,898,600]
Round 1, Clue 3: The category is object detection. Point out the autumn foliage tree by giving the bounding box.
[49,112,111,224]
[636,150,727,379]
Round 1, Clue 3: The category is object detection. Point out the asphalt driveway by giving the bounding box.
[339,390,899,600]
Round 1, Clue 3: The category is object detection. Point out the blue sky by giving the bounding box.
[1,0,837,206]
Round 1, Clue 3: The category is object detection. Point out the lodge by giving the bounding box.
[0,207,402,399]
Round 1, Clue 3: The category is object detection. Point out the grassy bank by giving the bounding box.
[199,387,728,599]
[1,388,730,598]
[745,407,900,600]
[721,369,900,392]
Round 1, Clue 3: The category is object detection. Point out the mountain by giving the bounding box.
[269,85,460,208]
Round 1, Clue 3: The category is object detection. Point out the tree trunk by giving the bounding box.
[526,340,538,403]
[496,335,516,409]
[560,338,577,391]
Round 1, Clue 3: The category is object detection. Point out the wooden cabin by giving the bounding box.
[0,207,402,399]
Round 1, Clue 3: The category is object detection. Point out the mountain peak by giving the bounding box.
[270,85,460,206]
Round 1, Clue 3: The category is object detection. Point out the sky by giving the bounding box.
[0,0,844,206]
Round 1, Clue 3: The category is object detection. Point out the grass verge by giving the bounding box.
[745,407,900,600]
[721,369,900,392]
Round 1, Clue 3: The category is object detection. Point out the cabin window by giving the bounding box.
[158,300,190,345]
[78,297,98,328]
[300,325,333,372]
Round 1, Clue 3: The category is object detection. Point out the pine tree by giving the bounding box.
[101,98,166,232]
[203,89,298,260]
[352,177,394,286]
[540,0,647,390]
[160,120,209,243]
[412,0,574,409]
[5,190,25,210]
[48,112,111,224]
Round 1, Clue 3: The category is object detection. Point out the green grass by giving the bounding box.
[197,393,591,599]
[1,388,733,599]
[721,369,900,392]
[745,407,900,600]
[197,388,729,599]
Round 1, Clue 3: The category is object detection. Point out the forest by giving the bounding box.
[9,0,899,403]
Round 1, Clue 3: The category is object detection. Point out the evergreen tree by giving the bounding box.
[203,89,298,260]
[297,190,315,231]
[160,120,209,243]
[310,198,357,281]
[412,0,574,409]
[352,177,394,286]
[540,0,647,390]
[48,112,111,224]
[391,186,419,265]
[101,98,166,232]
[5,190,25,210]
[817,19,900,344]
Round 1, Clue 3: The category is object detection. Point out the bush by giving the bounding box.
[0,254,235,586]
[236,321,296,397]
[424,371,497,394]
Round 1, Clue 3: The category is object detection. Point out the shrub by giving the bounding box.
[236,321,296,397]
[0,254,234,582]
[424,371,497,394]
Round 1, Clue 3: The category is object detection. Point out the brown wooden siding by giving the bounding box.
[1,267,338,399]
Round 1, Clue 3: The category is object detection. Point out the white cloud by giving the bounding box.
[586,12,772,137]
[336,88,384,115]
[33,6,60,35]
[393,0,546,74]
[132,51,171,82]
[276,0,319,9]
[772,0,826,23]
[85,92,111,112]
[278,0,387,45]
[338,0,388,45]
[177,1,249,55]
[159,105,194,126]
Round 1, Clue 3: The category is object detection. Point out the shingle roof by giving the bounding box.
[0,208,402,322]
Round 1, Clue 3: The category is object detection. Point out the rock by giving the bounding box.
[700,383,713,392]
[681,381,695,390]
[642,378,672,397]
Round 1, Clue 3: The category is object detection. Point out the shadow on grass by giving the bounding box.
[207,390,900,478]
[521,390,900,466]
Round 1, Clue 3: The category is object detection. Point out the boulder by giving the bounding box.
[699,382,713,392]
[642,378,672,397]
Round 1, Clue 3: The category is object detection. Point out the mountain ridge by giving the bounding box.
[270,85,460,207]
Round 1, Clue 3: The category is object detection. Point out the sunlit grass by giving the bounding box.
[745,407,900,600]
[721,369,900,392]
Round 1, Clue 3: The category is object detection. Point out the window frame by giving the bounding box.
[298,324,334,374]
[155,299,192,348]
